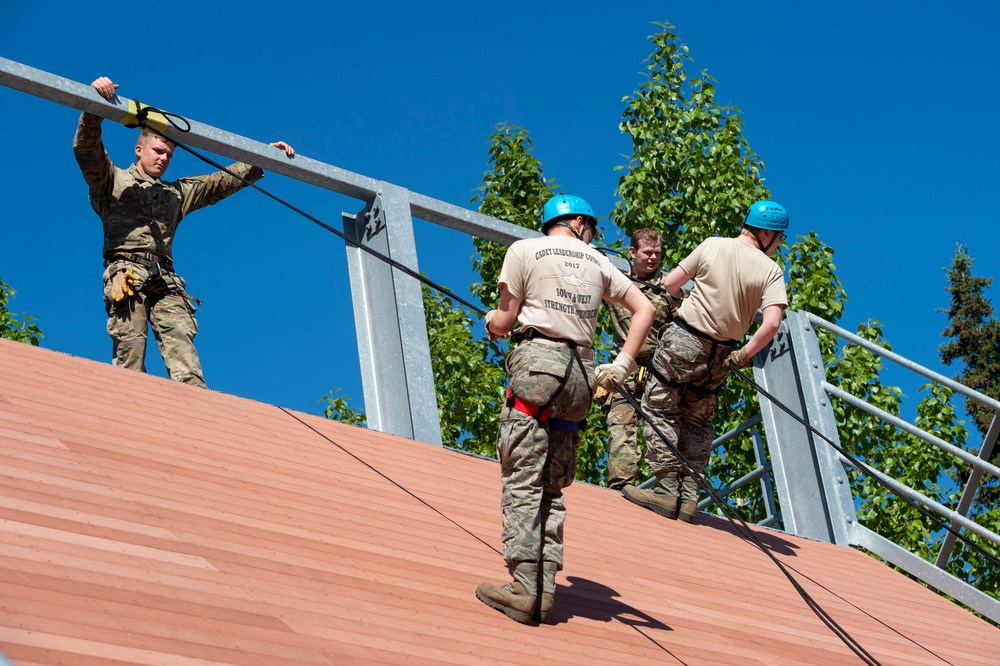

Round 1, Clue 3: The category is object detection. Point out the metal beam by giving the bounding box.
[755,311,858,546]
[343,188,442,445]
[856,526,1000,624]
[0,56,539,247]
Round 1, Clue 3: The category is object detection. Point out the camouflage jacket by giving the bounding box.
[607,268,681,364]
[73,113,264,264]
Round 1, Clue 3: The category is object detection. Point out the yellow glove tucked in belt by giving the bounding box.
[111,268,138,302]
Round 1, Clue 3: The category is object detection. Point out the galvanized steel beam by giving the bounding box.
[754,310,858,546]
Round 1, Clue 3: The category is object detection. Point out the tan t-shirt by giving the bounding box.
[499,234,633,347]
[676,236,787,342]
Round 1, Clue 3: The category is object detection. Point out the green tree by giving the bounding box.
[422,284,506,454]
[939,244,1000,510]
[611,22,766,268]
[0,275,42,346]
[319,388,366,426]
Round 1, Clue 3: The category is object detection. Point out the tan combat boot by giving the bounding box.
[677,474,700,523]
[477,561,543,624]
[539,561,558,623]
[622,471,679,519]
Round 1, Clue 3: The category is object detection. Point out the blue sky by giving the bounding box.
[1,2,997,436]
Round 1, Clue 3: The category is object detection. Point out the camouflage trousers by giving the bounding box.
[497,340,594,569]
[640,322,733,485]
[602,371,643,490]
[103,261,204,387]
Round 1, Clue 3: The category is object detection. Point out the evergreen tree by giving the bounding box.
[939,244,1000,509]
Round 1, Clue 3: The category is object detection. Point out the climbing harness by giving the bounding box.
[505,386,584,432]
[505,328,594,433]
[639,319,736,398]
[105,251,174,273]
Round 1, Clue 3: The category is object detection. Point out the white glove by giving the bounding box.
[595,352,637,396]
[485,310,502,341]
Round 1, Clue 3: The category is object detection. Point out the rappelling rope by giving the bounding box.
[126,104,487,316]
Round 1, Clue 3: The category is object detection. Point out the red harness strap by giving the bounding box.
[506,385,551,422]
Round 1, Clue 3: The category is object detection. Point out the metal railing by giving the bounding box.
[758,311,1000,621]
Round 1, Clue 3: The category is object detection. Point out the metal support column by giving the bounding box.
[754,310,858,545]
[343,185,442,445]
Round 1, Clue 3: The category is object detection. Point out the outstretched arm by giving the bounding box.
[594,285,654,396]
[617,284,654,362]
[73,76,119,193]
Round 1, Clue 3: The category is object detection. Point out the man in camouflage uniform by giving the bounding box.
[74,76,294,387]
[476,194,653,624]
[624,201,789,523]
[601,229,683,490]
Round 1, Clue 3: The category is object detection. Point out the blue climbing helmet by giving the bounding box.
[541,194,597,234]
[743,200,789,231]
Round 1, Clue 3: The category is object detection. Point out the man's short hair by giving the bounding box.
[630,228,662,250]
[136,130,176,149]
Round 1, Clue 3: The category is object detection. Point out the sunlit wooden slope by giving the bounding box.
[0,338,996,665]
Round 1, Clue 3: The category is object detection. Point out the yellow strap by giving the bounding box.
[121,99,169,132]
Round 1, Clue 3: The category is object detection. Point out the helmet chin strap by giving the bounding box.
[556,219,585,241]
[750,228,778,254]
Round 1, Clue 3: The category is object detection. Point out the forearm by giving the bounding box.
[618,285,654,360]
[73,112,105,165]
[741,306,783,357]
[489,287,520,337]
[620,308,653,360]
[73,112,115,191]
[229,162,265,183]
[178,162,264,216]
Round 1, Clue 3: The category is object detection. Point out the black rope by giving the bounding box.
[612,378,883,666]
[132,111,487,316]
[277,405,502,556]
[728,366,1000,570]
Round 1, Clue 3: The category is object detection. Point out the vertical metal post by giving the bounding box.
[751,428,779,526]
[343,184,442,446]
[754,310,858,545]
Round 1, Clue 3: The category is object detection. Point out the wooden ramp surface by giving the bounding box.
[0,338,997,665]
